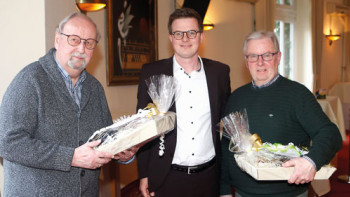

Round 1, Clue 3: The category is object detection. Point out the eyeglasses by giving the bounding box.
[171,30,202,40]
[59,32,98,50]
[245,52,279,63]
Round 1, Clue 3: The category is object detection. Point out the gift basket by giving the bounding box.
[88,74,176,155]
[220,109,336,180]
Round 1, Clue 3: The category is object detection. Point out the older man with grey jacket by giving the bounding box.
[0,13,136,196]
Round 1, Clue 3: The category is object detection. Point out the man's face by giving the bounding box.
[169,18,203,60]
[54,16,97,72]
[245,38,281,87]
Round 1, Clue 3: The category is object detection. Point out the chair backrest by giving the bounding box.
[121,179,142,197]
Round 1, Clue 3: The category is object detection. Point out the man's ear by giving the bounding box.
[245,60,249,69]
[169,34,173,42]
[199,31,204,42]
[54,32,60,49]
[276,51,282,65]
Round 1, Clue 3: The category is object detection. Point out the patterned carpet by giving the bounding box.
[322,130,350,197]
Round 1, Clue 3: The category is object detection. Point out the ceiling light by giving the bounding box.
[76,0,106,12]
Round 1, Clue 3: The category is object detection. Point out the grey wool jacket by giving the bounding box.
[0,48,113,197]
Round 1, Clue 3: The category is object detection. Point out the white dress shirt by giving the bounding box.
[172,56,215,166]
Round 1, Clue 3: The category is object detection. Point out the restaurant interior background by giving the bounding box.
[0,0,350,196]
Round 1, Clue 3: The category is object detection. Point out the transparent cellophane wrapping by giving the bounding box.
[220,109,336,180]
[88,74,176,155]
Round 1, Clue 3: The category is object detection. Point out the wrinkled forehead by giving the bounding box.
[246,38,275,54]
[62,16,97,39]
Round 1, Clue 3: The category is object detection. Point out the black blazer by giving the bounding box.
[136,57,231,191]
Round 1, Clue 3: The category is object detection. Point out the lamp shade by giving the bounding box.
[325,34,341,41]
[76,0,106,12]
[203,23,214,31]
[325,29,341,46]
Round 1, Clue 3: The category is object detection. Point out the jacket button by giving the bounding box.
[81,170,85,176]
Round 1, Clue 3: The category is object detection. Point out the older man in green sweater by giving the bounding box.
[220,31,342,197]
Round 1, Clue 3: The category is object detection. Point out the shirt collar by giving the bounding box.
[252,74,280,89]
[173,55,203,74]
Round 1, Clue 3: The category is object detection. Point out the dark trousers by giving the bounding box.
[154,163,219,197]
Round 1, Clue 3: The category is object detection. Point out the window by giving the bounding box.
[275,21,293,79]
[276,0,292,6]
[274,0,313,90]
[274,0,296,79]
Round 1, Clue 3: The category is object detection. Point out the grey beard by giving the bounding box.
[68,58,86,70]
[68,53,87,70]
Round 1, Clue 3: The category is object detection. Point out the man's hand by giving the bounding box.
[140,177,155,197]
[282,157,316,184]
[114,145,140,162]
[71,140,114,169]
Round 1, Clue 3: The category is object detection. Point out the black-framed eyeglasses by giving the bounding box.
[171,30,202,40]
[245,52,279,63]
[59,32,98,50]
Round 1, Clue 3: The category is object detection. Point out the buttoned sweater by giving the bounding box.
[0,48,112,197]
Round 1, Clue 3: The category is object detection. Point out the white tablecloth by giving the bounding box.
[317,96,346,141]
[328,82,350,103]
[312,95,346,196]
[329,82,350,131]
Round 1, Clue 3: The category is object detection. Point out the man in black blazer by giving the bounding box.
[136,8,231,197]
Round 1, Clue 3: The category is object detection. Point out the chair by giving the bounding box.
[121,179,142,197]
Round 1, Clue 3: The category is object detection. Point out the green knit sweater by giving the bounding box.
[220,76,342,197]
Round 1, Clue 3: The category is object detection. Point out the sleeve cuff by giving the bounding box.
[117,155,135,165]
[302,155,317,170]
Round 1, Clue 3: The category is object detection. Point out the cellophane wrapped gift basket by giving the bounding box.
[220,109,336,180]
[88,74,176,155]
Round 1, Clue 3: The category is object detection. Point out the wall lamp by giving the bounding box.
[76,0,106,12]
[203,23,214,31]
[325,29,341,46]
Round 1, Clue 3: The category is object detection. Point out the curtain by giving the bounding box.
[311,0,324,91]
[255,0,276,31]
[344,17,350,82]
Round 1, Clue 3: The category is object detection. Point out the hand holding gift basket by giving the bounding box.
[88,74,176,155]
[220,109,336,180]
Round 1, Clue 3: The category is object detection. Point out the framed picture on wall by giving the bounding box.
[106,0,158,86]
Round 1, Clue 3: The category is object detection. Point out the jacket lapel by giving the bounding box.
[40,49,80,112]
[80,77,91,111]
[202,59,219,144]
[163,57,176,113]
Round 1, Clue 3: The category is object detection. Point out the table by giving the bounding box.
[328,82,350,103]
[317,96,346,141]
[312,96,346,196]
[329,83,350,185]
[329,82,350,131]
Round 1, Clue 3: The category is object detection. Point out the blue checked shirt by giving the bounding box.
[252,74,280,89]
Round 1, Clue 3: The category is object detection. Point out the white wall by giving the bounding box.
[0,0,46,102]
[200,0,253,90]
[0,0,46,195]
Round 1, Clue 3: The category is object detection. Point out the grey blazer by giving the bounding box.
[0,48,112,197]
